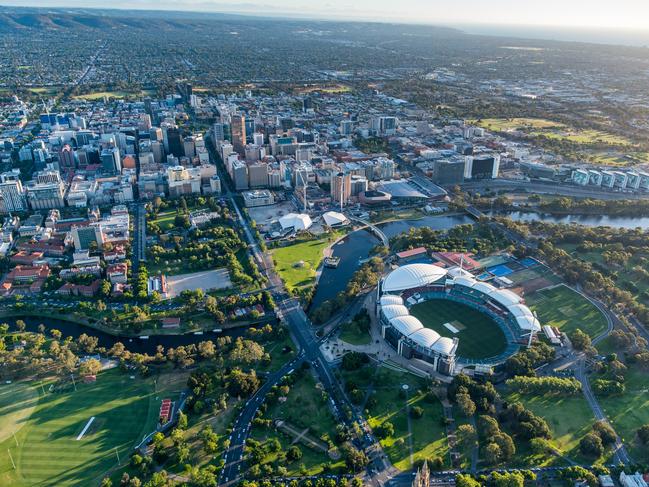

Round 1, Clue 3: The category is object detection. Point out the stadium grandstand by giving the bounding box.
[377,263,541,376]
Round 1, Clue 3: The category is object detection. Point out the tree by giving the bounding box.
[579,432,604,457]
[100,478,113,487]
[287,445,303,462]
[79,358,102,376]
[343,445,369,472]
[484,442,502,465]
[456,424,477,448]
[637,424,649,444]
[492,471,524,487]
[375,422,394,439]
[593,421,617,446]
[410,406,424,419]
[456,393,476,416]
[455,474,481,487]
[15,319,26,332]
[570,329,592,351]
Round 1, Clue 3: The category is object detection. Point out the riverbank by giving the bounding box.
[485,209,649,230]
[0,308,275,338]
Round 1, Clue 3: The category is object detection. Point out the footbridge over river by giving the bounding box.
[347,216,389,248]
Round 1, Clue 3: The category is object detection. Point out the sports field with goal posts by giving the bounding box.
[0,368,160,487]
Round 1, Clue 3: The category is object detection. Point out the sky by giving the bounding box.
[4,0,649,31]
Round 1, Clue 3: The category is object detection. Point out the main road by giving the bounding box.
[209,135,391,485]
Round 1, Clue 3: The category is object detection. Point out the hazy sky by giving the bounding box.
[4,0,649,30]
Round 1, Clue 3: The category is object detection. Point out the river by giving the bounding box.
[309,214,473,310]
[2,315,258,355]
[487,210,649,230]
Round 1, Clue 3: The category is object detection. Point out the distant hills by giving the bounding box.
[0,6,464,35]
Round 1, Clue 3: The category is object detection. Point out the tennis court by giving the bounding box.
[487,264,514,277]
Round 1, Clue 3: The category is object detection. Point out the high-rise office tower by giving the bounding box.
[331,172,351,209]
[166,127,184,158]
[101,147,122,175]
[231,114,247,154]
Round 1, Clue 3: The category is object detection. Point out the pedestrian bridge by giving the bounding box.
[348,216,389,248]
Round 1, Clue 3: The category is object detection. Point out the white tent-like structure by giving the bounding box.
[322,211,349,227]
[279,213,313,231]
[382,263,448,293]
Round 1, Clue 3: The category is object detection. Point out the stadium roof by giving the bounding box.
[453,276,478,288]
[431,336,457,355]
[408,328,441,349]
[489,289,522,307]
[322,211,348,227]
[382,263,448,292]
[473,281,498,294]
[381,304,410,320]
[515,314,541,332]
[446,266,474,279]
[389,315,424,337]
[380,295,404,306]
[376,179,428,199]
[279,213,313,231]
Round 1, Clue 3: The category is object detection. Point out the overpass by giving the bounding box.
[348,216,389,248]
[465,205,486,220]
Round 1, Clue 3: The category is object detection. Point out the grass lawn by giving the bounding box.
[0,369,158,487]
[271,235,339,291]
[526,284,608,340]
[346,366,448,471]
[473,118,563,132]
[152,210,180,232]
[339,322,371,346]
[593,364,649,460]
[0,382,39,444]
[505,389,597,465]
[72,90,152,100]
[250,371,343,476]
[410,299,507,360]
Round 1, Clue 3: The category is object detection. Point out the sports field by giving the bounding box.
[525,284,608,340]
[0,369,158,487]
[409,299,507,360]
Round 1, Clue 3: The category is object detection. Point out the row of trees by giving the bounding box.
[505,376,582,395]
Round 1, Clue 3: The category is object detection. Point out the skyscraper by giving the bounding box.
[331,172,351,209]
[166,127,185,158]
[101,147,122,175]
[231,114,247,154]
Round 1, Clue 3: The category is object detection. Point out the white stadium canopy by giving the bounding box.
[408,328,441,349]
[389,315,424,337]
[380,295,404,307]
[488,288,522,307]
[431,336,456,355]
[381,304,410,320]
[382,263,448,292]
